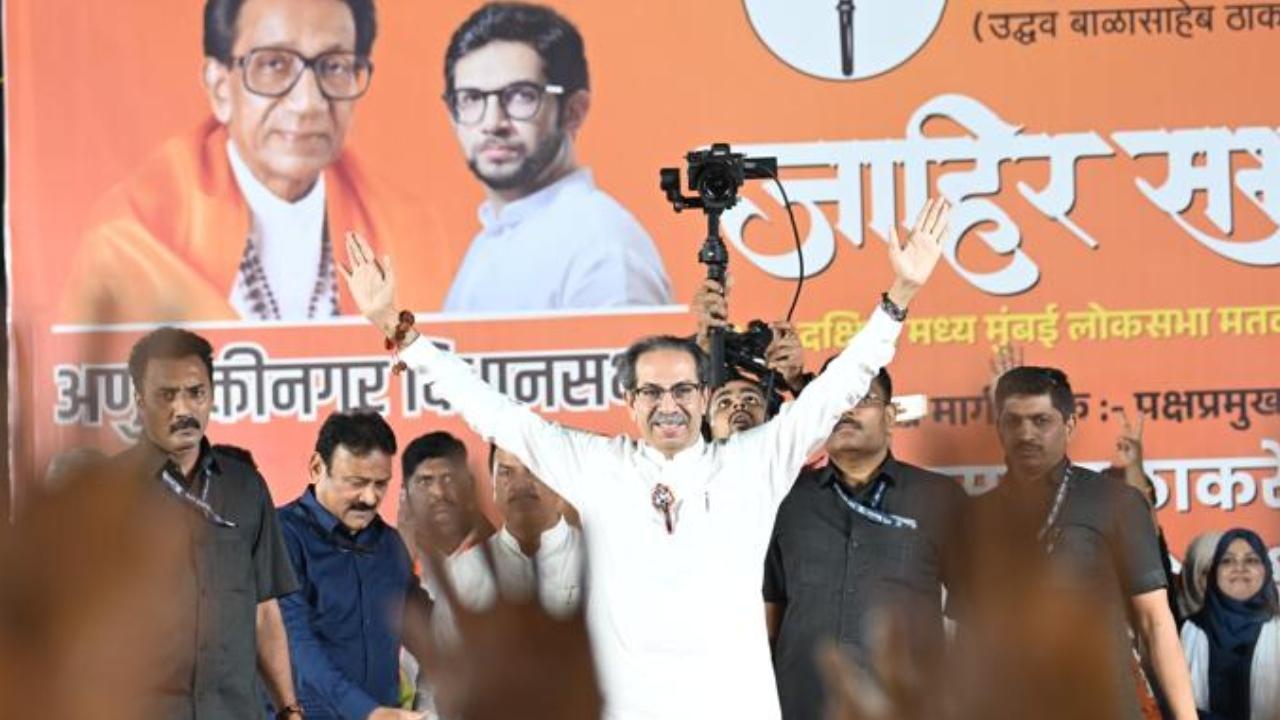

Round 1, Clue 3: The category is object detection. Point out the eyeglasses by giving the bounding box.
[854,392,888,408]
[233,47,373,101]
[632,382,703,405]
[444,81,564,125]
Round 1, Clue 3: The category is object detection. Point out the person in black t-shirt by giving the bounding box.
[956,366,1197,720]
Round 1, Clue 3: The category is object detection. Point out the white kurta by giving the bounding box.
[400,307,901,720]
[452,517,584,617]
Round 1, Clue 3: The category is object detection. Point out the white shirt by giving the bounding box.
[225,141,334,320]
[409,524,581,718]
[443,169,673,313]
[453,517,583,617]
[400,307,901,720]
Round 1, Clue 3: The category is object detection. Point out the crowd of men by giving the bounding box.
[24,0,1277,719]
[44,180,1275,720]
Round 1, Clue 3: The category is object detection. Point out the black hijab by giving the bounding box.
[1191,528,1278,719]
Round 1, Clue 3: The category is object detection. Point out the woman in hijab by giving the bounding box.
[1180,528,1279,720]
[1180,531,1225,622]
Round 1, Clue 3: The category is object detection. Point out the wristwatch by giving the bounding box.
[275,703,304,719]
[879,292,908,321]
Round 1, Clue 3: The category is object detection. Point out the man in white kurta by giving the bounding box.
[340,198,951,719]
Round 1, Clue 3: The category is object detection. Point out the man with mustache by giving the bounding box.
[439,2,672,313]
[401,431,489,561]
[118,327,302,719]
[449,445,582,616]
[340,196,951,718]
[957,366,1197,719]
[277,410,434,720]
[762,365,966,720]
[61,0,452,323]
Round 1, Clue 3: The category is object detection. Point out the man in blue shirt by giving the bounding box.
[278,410,432,720]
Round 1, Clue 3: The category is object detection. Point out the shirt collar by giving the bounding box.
[299,484,385,545]
[226,139,326,224]
[1001,457,1072,489]
[817,452,900,489]
[134,436,220,484]
[477,168,593,231]
[639,436,708,467]
[496,516,572,559]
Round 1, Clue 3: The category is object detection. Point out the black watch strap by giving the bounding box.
[880,292,908,321]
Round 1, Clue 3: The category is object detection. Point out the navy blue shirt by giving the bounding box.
[278,487,417,719]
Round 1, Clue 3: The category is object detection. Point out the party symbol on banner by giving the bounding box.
[743,0,946,81]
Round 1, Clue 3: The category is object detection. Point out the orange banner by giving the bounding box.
[6,0,1278,558]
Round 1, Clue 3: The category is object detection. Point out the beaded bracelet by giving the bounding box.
[384,310,415,375]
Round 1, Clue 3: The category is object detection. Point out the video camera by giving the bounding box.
[659,144,785,397]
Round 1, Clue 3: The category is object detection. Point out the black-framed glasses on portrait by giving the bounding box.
[233,47,373,101]
[443,81,564,125]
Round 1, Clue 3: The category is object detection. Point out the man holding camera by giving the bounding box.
[339,195,949,718]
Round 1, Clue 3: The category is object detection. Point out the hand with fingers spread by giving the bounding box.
[339,231,409,342]
[765,321,805,391]
[419,551,601,720]
[986,343,1024,404]
[690,278,730,352]
[817,610,940,720]
[885,197,950,309]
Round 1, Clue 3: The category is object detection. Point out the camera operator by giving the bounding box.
[693,277,807,382]
[691,277,805,439]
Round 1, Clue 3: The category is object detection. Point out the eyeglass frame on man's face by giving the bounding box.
[629,382,704,406]
[231,47,374,101]
[443,81,565,126]
[853,392,889,409]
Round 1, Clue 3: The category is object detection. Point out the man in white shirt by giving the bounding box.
[439,2,672,313]
[340,196,950,718]
[452,445,583,617]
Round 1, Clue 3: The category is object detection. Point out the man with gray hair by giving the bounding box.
[341,198,951,718]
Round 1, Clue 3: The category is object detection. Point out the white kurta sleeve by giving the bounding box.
[745,305,903,505]
[398,337,615,509]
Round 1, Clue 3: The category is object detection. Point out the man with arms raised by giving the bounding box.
[340,198,950,718]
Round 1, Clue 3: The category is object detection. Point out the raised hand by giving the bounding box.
[690,278,730,352]
[766,321,805,391]
[886,197,950,308]
[339,231,399,337]
[986,343,1024,405]
[1111,407,1145,470]
[419,551,601,720]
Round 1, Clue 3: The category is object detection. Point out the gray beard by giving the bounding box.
[468,130,566,192]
